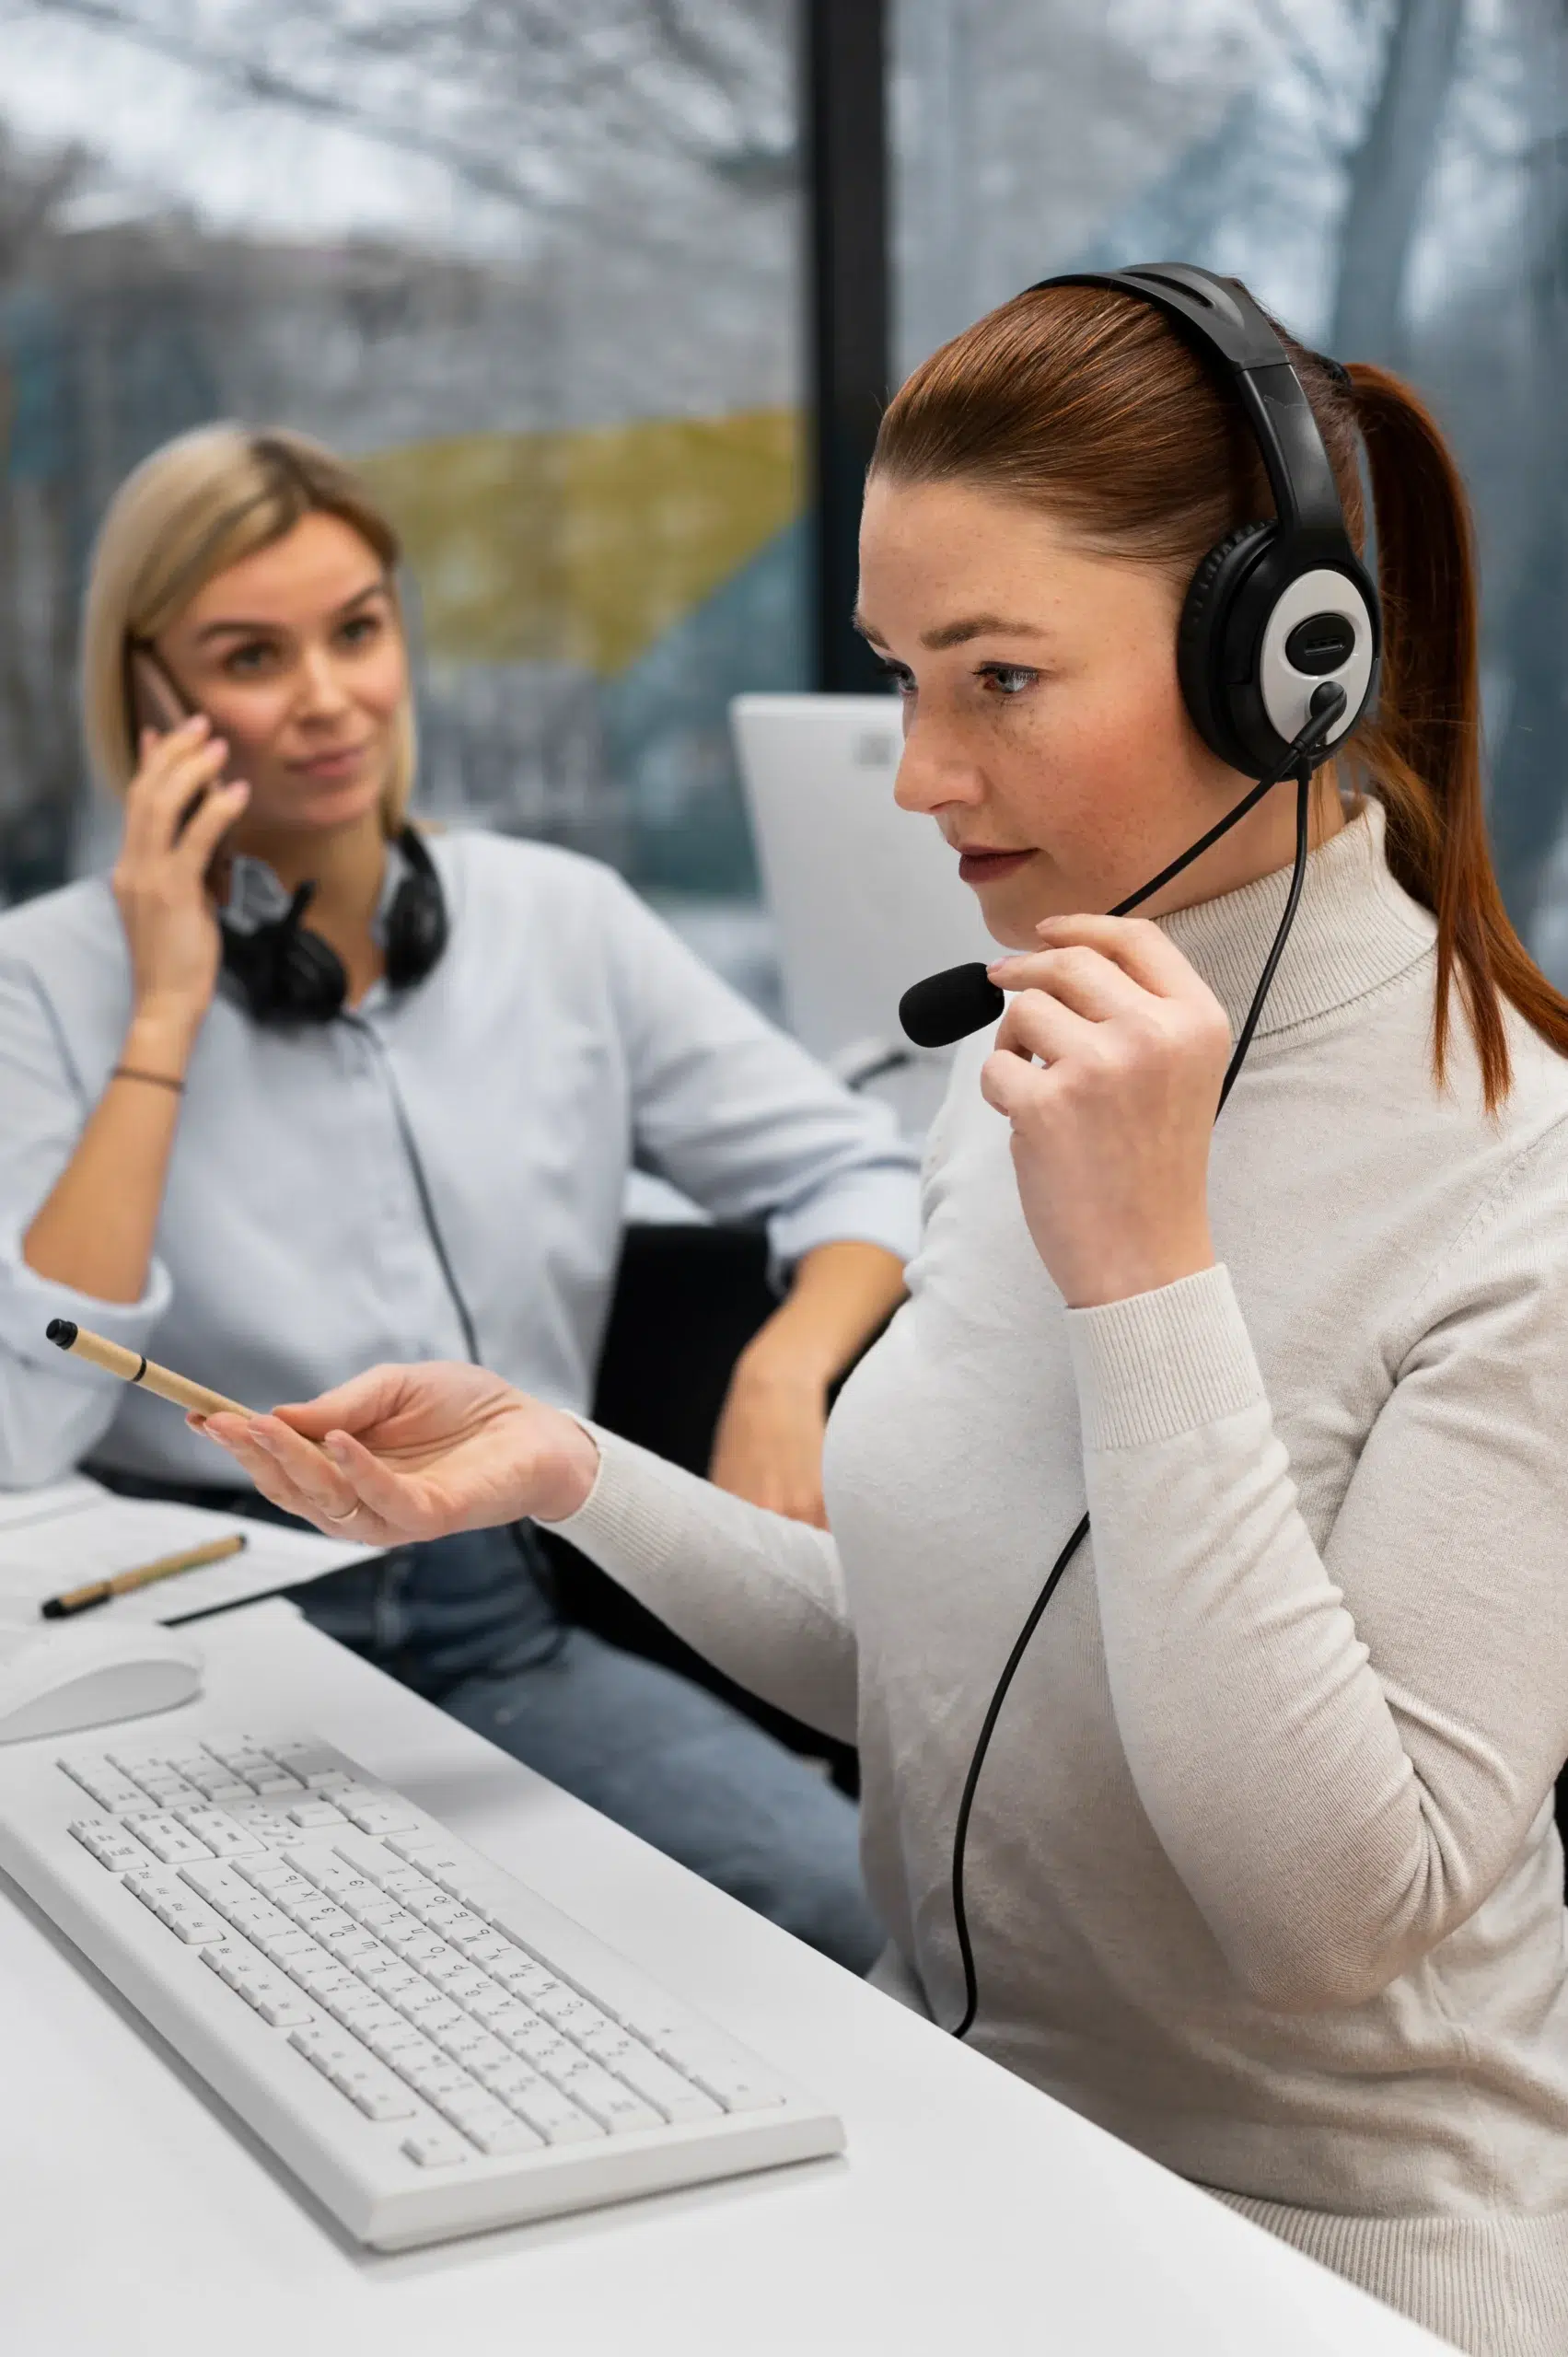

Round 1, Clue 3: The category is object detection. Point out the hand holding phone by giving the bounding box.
[114,651,250,1030]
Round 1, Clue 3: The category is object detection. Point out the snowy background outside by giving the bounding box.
[0,0,1562,983]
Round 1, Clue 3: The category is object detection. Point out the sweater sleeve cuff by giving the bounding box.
[542,1419,686,1577]
[0,1223,173,1374]
[1066,1265,1264,1451]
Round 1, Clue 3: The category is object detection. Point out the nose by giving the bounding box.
[893,710,985,819]
[294,642,353,721]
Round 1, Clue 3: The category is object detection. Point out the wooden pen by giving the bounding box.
[41,1531,248,1620]
[45,1318,253,1421]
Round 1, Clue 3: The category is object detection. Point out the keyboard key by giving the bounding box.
[343,1892,402,1929]
[286,1801,349,1830]
[202,1942,252,1988]
[403,2060,474,2101]
[177,1862,254,1909]
[682,2058,787,2114]
[133,1815,215,1865]
[488,1953,560,2001]
[299,1963,359,2003]
[438,2026,508,2072]
[424,1956,490,2000]
[157,1895,227,1945]
[134,1772,205,1810]
[610,2048,723,2123]
[467,1987,526,2027]
[385,1930,449,1968]
[171,1809,266,1858]
[60,1759,152,1814]
[469,2118,543,2156]
[293,1854,374,1900]
[68,1818,150,1874]
[401,2130,468,2168]
[384,1832,459,1866]
[366,2020,428,2063]
[226,1898,295,1943]
[276,1940,334,1985]
[338,1796,424,1837]
[454,1931,516,1968]
[505,2084,602,2143]
[532,1989,615,2039]
[353,2084,418,2122]
[436,2090,512,2139]
[321,1927,383,1967]
[253,1987,315,2027]
[569,2073,663,2135]
[239,1867,318,1910]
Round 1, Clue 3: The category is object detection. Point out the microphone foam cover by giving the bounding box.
[900,961,1005,1049]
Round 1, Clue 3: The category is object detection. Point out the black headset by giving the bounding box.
[901,262,1381,1050]
[219,823,448,1025]
[897,264,1383,2039]
[1037,263,1380,777]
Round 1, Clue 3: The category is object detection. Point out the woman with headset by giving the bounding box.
[205,271,1568,2355]
[0,424,921,1971]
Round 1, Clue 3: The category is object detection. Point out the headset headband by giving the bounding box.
[1026,263,1349,549]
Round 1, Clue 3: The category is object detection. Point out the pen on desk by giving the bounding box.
[41,1530,248,1620]
[44,1318,253,1421]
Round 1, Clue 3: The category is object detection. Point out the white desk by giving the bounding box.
[1,1600,1447,2357]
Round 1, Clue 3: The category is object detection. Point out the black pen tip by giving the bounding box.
[40,1598,65,1620]
[45,1319,77,1350]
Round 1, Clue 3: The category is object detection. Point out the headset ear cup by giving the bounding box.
[383,829,449,992]
[1178,523,1275,772]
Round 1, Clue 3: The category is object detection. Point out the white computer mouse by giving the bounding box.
[0,1613,203,1745]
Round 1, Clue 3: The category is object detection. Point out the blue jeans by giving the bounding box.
[292,1522,882,1973]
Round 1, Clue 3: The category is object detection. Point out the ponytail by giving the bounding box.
[1349,364,1568,1111]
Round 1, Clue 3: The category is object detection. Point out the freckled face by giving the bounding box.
[856,476,1237,947]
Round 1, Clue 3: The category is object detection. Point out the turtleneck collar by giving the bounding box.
[1157,797,1435,1041]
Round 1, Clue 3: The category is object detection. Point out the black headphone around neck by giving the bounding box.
[219,823,448,1026]
[1028,261,1381,777]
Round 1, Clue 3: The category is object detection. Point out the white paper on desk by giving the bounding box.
[0,1478,376,1623]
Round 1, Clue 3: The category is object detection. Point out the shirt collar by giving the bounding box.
[1156,796,1435,1040]
[221,836,404,947]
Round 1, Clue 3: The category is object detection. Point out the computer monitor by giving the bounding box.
[731,693,995,1132]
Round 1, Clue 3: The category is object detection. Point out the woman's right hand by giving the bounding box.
[199,1362,601,1545]
[113,718,250,1031]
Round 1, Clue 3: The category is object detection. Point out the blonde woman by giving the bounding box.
[0,424,918,1969]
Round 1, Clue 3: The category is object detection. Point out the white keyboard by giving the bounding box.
[0,1724,844,2248]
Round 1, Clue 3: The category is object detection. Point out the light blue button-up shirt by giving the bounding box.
[0,830,919,1490]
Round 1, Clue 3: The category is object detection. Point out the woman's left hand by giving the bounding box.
[709,1346,830,1528]
[982,913,1233,1308]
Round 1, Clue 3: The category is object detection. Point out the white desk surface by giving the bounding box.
[1,1600,1448,2357]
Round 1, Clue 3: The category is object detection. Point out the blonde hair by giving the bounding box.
[81,423,416,831]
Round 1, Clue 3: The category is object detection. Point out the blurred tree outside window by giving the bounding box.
[893,0,1568,971]
[0,0,805,954]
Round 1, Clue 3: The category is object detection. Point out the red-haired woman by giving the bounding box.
[203,280,1568,2353]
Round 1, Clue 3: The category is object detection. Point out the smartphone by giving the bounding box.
[127,650,235,844]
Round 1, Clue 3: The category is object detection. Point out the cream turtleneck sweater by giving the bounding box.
[554,803,1568,2356]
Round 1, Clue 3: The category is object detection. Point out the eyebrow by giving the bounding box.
[193,577,390,644]
[853,610,1052,653]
